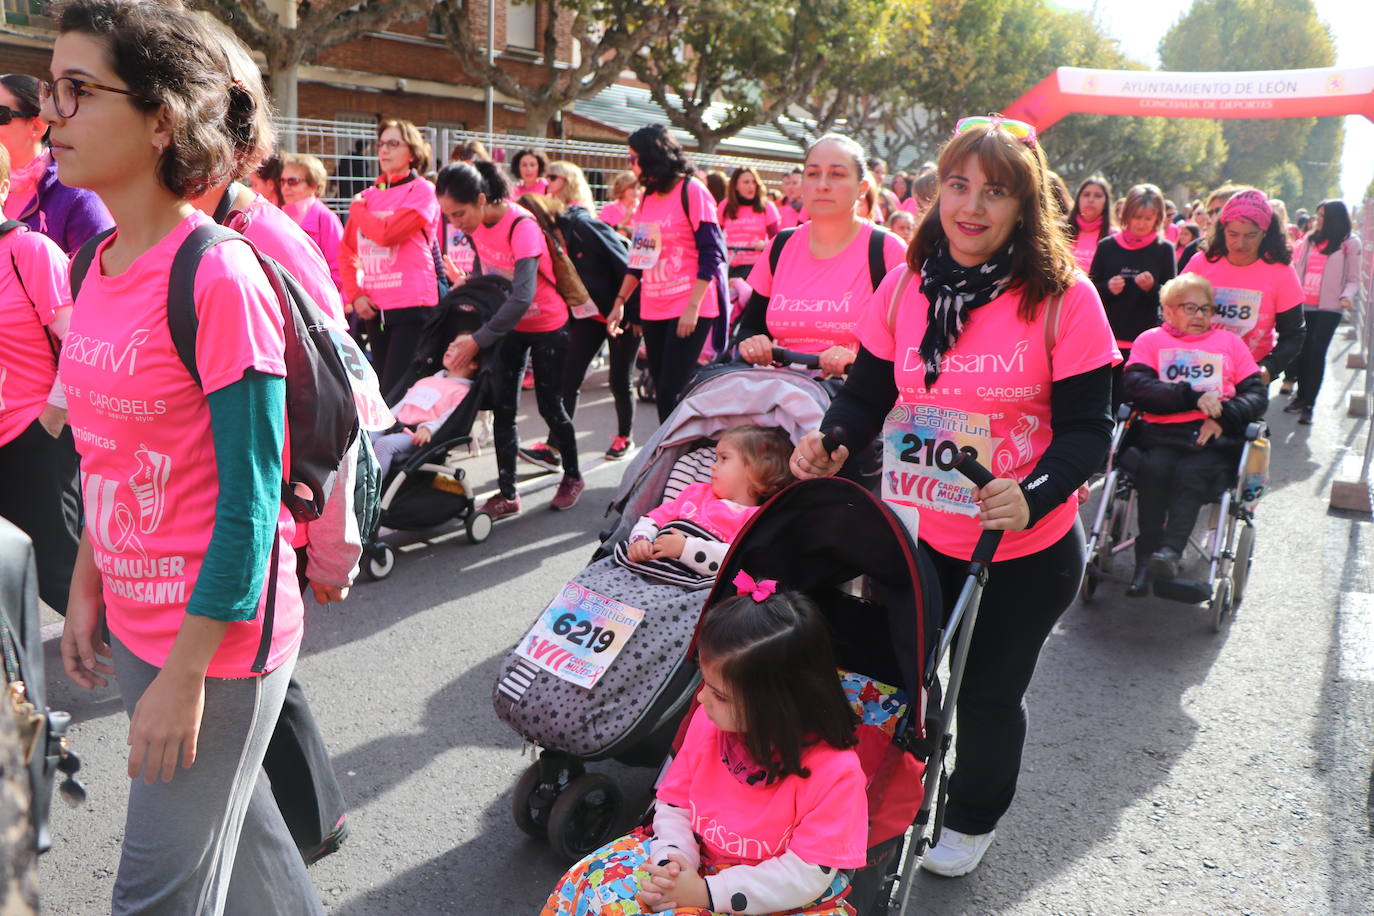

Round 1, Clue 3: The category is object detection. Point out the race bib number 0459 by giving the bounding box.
[881,404,996,517]
[1159,348,1223,395]
[514,582,645,689]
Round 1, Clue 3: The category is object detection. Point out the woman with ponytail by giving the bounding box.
[49,1,322,910]
[436,159,584,518]
[1066,175,1113,272]
[339,118,441,395]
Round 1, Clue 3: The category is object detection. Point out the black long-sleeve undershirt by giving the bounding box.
[1123,364,1269,437]
[823,347,1114,527]
[1261,306,1306,380]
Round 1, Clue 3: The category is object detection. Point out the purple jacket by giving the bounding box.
[14,155,113,255]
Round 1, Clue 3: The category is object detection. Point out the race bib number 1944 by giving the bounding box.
[514,583,645,689]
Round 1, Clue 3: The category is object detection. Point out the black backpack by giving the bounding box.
[71,223,363,671]
[766,223,894,292]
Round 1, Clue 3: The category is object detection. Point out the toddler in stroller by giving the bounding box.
[369,351,480,479]
[622,425,793,584]
[543,585,868,916]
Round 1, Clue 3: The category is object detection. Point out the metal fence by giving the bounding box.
[273,117,802,215]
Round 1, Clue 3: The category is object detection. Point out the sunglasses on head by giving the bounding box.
[954,115,1038,147]
[0,105,39,125]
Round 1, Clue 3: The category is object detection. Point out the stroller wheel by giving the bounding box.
[547,772,623,861]
[511,759,578,840]
[365,543,397,581]
[466,510,493,545]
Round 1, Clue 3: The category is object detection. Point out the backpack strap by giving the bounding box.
[767,227,796,276]
[680,176,691,225]
[2,222,60,359]
[867,226,894,291]
[1042,293,1065,374]
[213,183,242,225]
[67,227,117,300]
[886,266,913,336]
[0,219,24,238]
[166,224,243,388]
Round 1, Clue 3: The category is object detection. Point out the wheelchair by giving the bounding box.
[1080,404,1268,632]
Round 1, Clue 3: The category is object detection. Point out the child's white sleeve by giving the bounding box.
[629,516,660,543]
[649,802,700,869]
[679,538,728,576]
[704,851,836,914]
[304,437,363,587]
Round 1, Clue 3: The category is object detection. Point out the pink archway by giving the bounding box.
[1004,65,1374,132]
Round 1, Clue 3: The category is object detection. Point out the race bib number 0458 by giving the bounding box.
[881,404,996,517]
[1211,286,1261,337]
[514,582,645,689]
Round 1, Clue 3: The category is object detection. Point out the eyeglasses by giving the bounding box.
[39,77,152,119]
[0,105,38,125]
[377,139,408,151]
[280,176,312,187]
[954,115,1038,147]
[1169,301,1215,316]
[1206,207,1222,218]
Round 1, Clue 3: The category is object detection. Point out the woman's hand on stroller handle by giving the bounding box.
[791,428,848,479]
[954,453,1028,532]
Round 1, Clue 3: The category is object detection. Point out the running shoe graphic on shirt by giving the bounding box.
[83,473,147,560]
[996,415,1040,476]
[129,445,172,533]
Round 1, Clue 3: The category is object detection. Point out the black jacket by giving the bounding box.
[556,204,632,318]
[1088,236,1176,347]
[1123,363,1268,437]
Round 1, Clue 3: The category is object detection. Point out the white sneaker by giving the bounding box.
[920,828,995,877]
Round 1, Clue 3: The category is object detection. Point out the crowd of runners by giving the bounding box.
[0,0,1367,913]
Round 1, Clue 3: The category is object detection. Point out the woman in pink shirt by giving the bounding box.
[717,166,780,279]
[1181,188,1306,383]
[48,2,318,911]
[607,124,729,422]
[339,118,441,396]
[0,148,80,617]
[511,147,550,198]
[792,117,1118,877]
[1066,175,1113,272]
[279,152,346,299]
[1286,199,1360,425]
[598,169,639,237]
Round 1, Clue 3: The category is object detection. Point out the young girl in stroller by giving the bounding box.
[624,425,793,580]
[542,584,868,916]
[1122,273,1268,594]
[368,348,480,478]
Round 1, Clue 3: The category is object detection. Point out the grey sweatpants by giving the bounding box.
[111,637,323,916]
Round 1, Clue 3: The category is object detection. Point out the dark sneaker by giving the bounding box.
[1148,546,1182,581]
[550,475,585,511]
[1279,380,1294,396]
[1125,563,1150,598]
[518,442,561,471]
[301,816,349,866]
[605,435,633,460]
[1283,400,1305,414]
[479,494,522,520]
[1298,408,1313,425]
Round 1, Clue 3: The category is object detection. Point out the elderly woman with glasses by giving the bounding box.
[791,115,1119,876]
[1122,274,1268,596]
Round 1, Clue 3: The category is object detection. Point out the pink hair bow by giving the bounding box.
[733,570,777,602]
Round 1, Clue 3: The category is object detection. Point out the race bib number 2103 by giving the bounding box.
[881,404,996,517]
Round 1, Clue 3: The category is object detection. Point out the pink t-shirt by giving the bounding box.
[233,191,346,329]
[718,199,781,268]
[646,481,758,542]
[747,223,906,354]
[353,177,441,310]
[284,197,346,299]
[1127,326,1260,424]
[900,197,924,217]
[656,706,868,869]
[778,199,808,229]
[514,178,550,197]
[632,178,720,321]
[599,200,630,229]
[857,270,1119,561]
[1181,253,1304,362]
[60,212,303,678]
[0,226,70,446]
[1071,226,1102,272]
[392,372,471,429]
[470,202,568,334]
[1294,241,1328,306]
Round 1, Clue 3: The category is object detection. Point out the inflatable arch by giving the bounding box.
[1004,65,1374,131]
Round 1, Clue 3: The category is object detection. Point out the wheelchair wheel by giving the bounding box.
[546,772,623,861]
[1209,576,1233,633]
[1232,523,1256,609]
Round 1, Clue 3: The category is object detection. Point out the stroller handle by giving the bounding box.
[952,453,1003,568]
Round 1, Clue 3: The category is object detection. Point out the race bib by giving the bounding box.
[569,300,600,320]
[1212,287,1261,337]
[514,582,645,689]
[627,222,662,270]
[329,329,394,431]
[881,404,996,518]
[1159,348,1224,395]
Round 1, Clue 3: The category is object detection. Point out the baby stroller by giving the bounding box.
[491,360,831,858]
[1080,404,1269,631]
[360,275,509,580]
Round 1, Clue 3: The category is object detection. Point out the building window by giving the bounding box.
[507,0,537,51]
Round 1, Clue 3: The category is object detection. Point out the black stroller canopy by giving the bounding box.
[701,477,935,704]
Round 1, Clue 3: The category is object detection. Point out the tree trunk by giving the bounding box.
[269,59,301,133]
[521,101,558,139]
[694,133,720,154]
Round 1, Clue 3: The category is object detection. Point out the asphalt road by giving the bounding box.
[36,342,1374,915]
